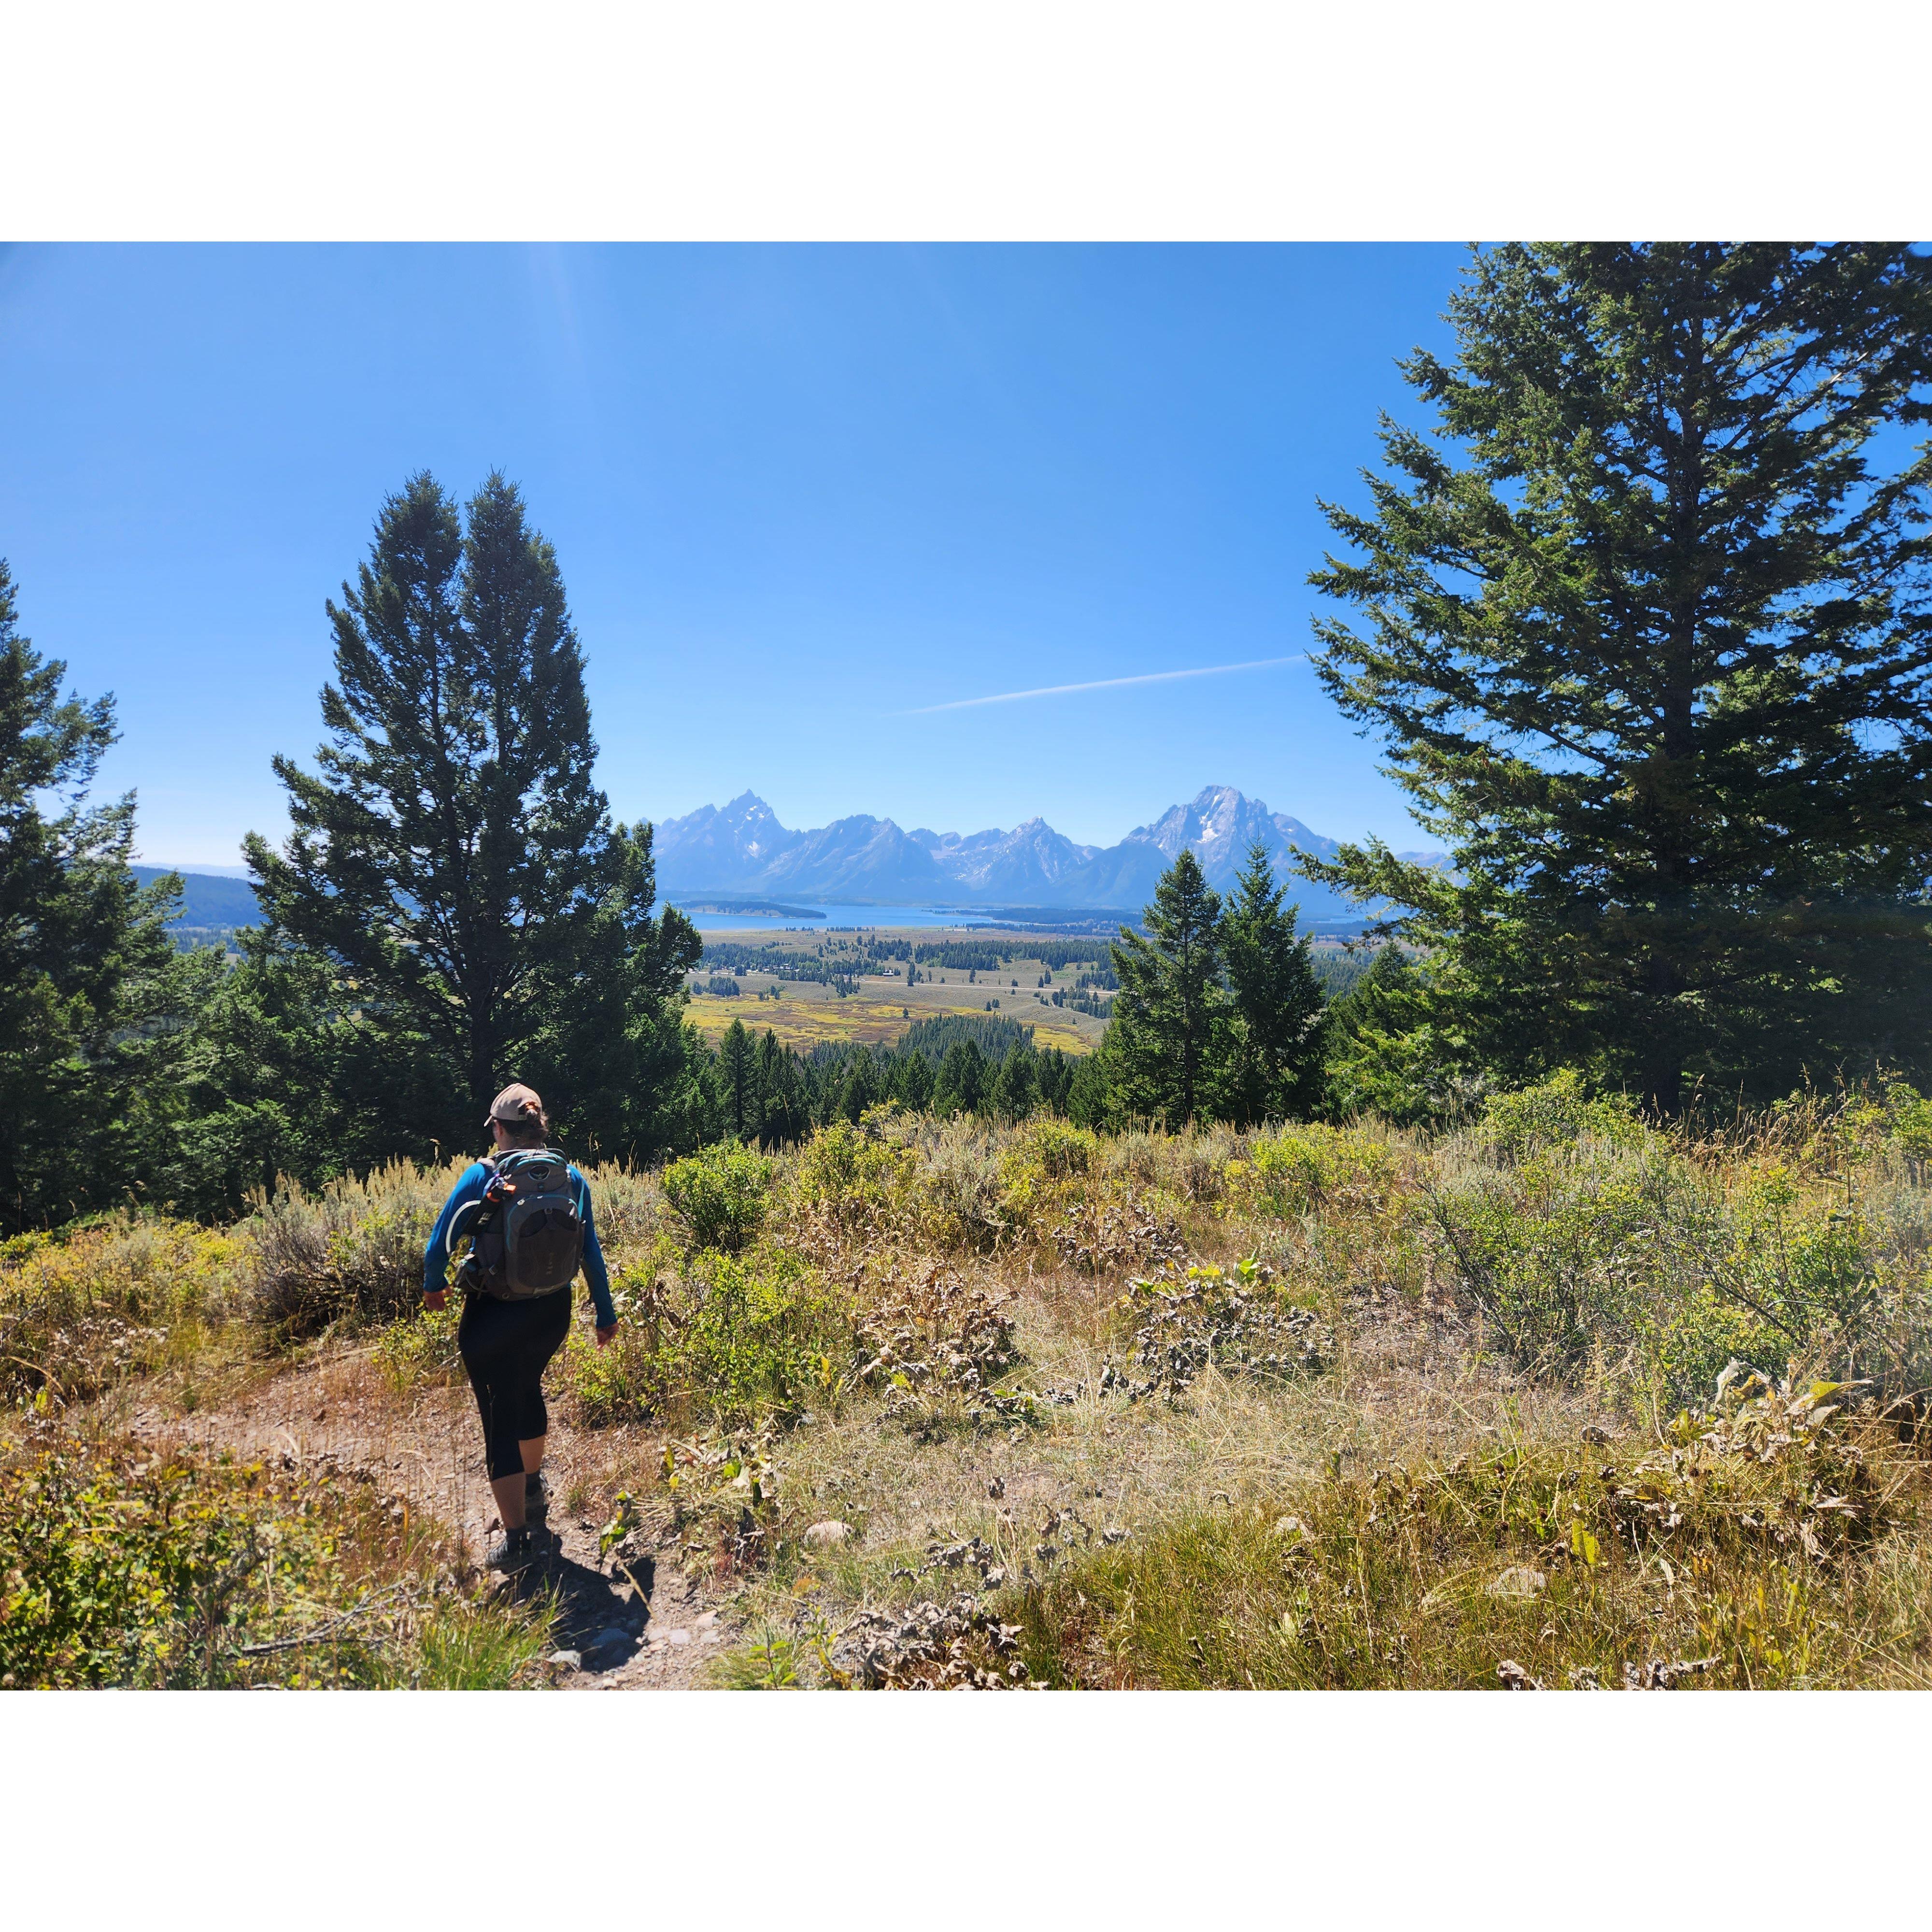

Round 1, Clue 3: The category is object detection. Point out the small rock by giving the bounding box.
[1487,1566,1548,1599]
[1270,1516,1305,1540]
[546,1649,582,1671]
[666,1628,691,1647]
[1496,1660,1542,1690]
[804,1520,853,1548]
[694,1610,717,1629]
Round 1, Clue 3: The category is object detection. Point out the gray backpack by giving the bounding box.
[464,1150,584,1299]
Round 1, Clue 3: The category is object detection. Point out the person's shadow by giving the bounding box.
[504,1542,656,1671]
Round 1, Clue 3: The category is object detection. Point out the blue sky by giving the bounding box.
[0,243,1466,867]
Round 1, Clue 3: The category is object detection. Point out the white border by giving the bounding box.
[3,1,1928,241]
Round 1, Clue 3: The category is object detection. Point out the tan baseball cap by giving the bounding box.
[487,1082,545,1127]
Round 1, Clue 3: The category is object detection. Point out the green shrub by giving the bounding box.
[662,1142,773,1254]
[561,1249,852,1430]
[371,1302,464,1391]
[1477,1069,1647,1163]
[670,1250,849,1427]
[0,1215,250,1406]
[784,1119,918,1241]
[248,1159,453,1341]
[1884,1083,1932,1166]
[0,1440,551,1689]
[1229,1124,1397,1221]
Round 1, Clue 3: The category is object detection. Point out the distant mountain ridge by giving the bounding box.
[653,786,1427,928]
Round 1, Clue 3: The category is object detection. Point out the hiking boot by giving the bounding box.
[525,1472,550,1521]
[487,1525,534,1573]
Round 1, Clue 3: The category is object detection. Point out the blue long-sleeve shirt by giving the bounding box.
[423,1159,617,1327]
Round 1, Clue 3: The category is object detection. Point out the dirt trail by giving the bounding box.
[125,1349,730,1690]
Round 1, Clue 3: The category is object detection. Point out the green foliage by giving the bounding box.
[661,1141,773,1255]
[0,1442,551,1689]
[1884,1083,1932,1165]
[1221,840,1328,1125]
[782,1118,918,1239]
[371,1301,463,1390]
[1305,242,1932,1114]
[653,1250,848,1429]
[932,1039,989,1118]
[0,558,206,1232]
[1320,945,1465,1128]
[244,471,700,1161]
[1229,1124,1398,1221]
[1477,1070,1646,1162]
[1108,849,1226,1127]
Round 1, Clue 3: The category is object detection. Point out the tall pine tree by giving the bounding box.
[1305,245,1932,1111]
[1108,848,1225,1128]
[1222,839,1328,1125]
[248,474,692,1149]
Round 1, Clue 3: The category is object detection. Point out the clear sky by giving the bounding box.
[0,243,1467,867]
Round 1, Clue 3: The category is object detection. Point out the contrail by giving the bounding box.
[903,655,1304,715]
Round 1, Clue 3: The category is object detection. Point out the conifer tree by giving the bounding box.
[248,473,694,1146]
[0,561,189,1228]
[892,1044,936,1114]
[1035,1046,1074,1115]
[753,1028,808,1146]
[933,1038,987,1117]
[1222,840,1328,1125]
[992,1038,1037,1121]
[719,1016,757,1140]
[836,1046,882,1123]
[1108,849,1225,1127]
[1305,244,1932,1111]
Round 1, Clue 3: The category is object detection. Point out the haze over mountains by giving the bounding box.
[656,785,1430,928]
[141,787,1437,934]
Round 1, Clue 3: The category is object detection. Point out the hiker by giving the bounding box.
[422,1082,618,1572]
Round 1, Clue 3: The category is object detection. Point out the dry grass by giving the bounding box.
[12,1080,1932,1690]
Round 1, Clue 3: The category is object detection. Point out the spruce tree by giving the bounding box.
[719,1016,757,1140]
[1305,244,1932,1111]
[248,473,688,1144]
[1222,840,1328,1125]
[892,1042,936,1114]
[0,561,190,1228]
[836,1046,883,1123]
[1108,849,1226,1127]
[992,1038,1037,1121]
[933,1038,987,1117]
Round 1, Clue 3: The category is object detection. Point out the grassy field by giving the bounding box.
[685,984,1100,1055]
[686,925,1108,1055]
[9,1076,1932,1690]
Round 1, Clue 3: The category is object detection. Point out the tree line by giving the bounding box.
[5,243,1930,1230]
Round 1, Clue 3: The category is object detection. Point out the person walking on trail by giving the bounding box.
[423,1083,618,1573]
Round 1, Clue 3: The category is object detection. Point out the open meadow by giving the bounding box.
[683,925,1111,1057]
[8,1077,1931,1690]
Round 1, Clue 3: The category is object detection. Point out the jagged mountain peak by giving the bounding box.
[653,785,1403,925]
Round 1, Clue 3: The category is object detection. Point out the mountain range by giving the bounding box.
[654,785,1430,928]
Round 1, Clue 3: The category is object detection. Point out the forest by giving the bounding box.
[6,243,1932,1690]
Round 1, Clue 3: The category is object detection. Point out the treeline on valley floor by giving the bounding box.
[6,246,1932,1235]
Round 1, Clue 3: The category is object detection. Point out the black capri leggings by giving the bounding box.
[457,1289,573,1480]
